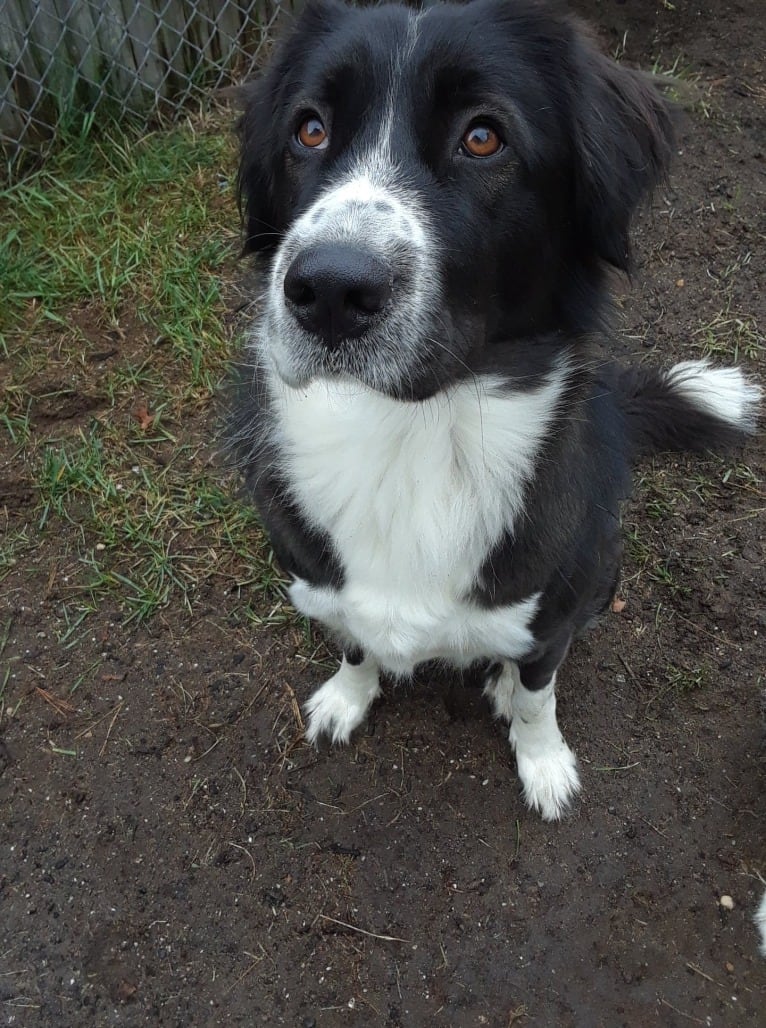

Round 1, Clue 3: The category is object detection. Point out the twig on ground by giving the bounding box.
[316,914,411,944]
[99,700,124,756]
[34,686,76,717]
[228,842,257,881]
[685,962,722,987]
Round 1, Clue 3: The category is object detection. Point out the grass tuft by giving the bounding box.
[0,118,280,626]
[693,307,763,363]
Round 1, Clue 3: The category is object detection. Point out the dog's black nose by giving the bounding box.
[283,245,392,346]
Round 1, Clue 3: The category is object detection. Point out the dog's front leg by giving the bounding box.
[304,650,381,746]
[509,671,580,821]
[503,634,581,821]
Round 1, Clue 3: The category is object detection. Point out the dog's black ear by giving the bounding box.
[571,37,675,271]
[237,0,347,254]
[236,75,285,254]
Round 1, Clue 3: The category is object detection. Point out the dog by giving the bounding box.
[230,0,760,820]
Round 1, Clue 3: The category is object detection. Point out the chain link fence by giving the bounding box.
[1,0,296,177]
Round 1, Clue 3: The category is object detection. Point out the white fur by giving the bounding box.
[666,360,761,433]
[304,655,381,745]
[291,578,540,676]
[506,671,581,820]
[756,890,766,957]
[282,173,431,250]
[483,660,520,724]
[274,364,570,674]
[376,13,423,159]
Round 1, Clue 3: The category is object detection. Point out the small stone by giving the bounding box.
[675,278,685,287]
[719,895,735,910]
[725,962,735,973]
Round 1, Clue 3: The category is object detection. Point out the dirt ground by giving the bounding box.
[2,1,765,1025]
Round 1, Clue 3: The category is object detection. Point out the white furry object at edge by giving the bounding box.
[270,360,571,674]
[756,890,766,957]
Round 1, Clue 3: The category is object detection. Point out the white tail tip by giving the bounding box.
[666,359,761,434]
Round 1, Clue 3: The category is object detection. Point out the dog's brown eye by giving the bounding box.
[461,123,503,158]
[297,116,328,149]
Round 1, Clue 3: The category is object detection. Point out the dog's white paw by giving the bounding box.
[512,735,580,821]
[483,661,519,723]
[304,680,369,745]
[304,657,380,746]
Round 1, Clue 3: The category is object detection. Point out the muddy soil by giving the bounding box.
[1,1,765,1025]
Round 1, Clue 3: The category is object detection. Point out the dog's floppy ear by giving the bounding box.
[236,74,285,254]
[237,0,347,254]
[571,37,675,271]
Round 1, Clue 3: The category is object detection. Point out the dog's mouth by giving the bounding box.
[268,309,405,395]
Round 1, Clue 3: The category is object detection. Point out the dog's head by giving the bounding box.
[239,0,673,399]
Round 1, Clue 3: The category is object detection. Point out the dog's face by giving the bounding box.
[239,0,673,399]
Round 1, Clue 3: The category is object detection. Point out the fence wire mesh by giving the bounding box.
[1,0,293,175]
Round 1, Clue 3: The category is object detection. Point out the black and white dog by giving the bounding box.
[231,0,760,820]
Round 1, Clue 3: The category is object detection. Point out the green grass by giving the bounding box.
[0,395,32,445]
[0,118,281,626]
[1,122,235,392]
[646,52,715,119]
[693,306,763,363]
[664,663,708,694]
[0,527,32,582]
[34,423,282,622]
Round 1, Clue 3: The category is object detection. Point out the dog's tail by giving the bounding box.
[614,359,761,458]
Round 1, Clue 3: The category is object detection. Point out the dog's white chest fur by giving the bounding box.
[271,368,567,673]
